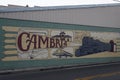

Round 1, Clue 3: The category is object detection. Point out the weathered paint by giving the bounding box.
[0,18,120,71]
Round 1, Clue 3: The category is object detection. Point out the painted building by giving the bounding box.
[0,4,120,71]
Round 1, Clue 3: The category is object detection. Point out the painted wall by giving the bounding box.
[0,18,120,71]
[1,26,120,61]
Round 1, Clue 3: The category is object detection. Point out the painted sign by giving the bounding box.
[17,28,74,59]
[17,32,72,51]
[2,26,120,61]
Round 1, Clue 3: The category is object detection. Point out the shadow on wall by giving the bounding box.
[75,37,115,57]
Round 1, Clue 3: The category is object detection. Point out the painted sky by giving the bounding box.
[0,0,120,7]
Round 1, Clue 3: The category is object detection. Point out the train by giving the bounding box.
[75,37,113,57]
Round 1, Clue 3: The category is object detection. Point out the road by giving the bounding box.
[0,62,120,80]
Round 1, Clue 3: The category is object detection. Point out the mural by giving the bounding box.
[16,29,75,59]
[75,37,112,57]
[1,26,120,61]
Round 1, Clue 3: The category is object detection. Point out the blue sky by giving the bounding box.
[0,0,119,7]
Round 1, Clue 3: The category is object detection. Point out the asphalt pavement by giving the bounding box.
[0,62,120,80]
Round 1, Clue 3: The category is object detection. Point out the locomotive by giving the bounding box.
[75,37,112,57]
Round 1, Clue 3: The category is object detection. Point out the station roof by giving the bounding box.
[0,3,120,13]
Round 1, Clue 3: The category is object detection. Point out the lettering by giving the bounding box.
[17,32,71,51]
